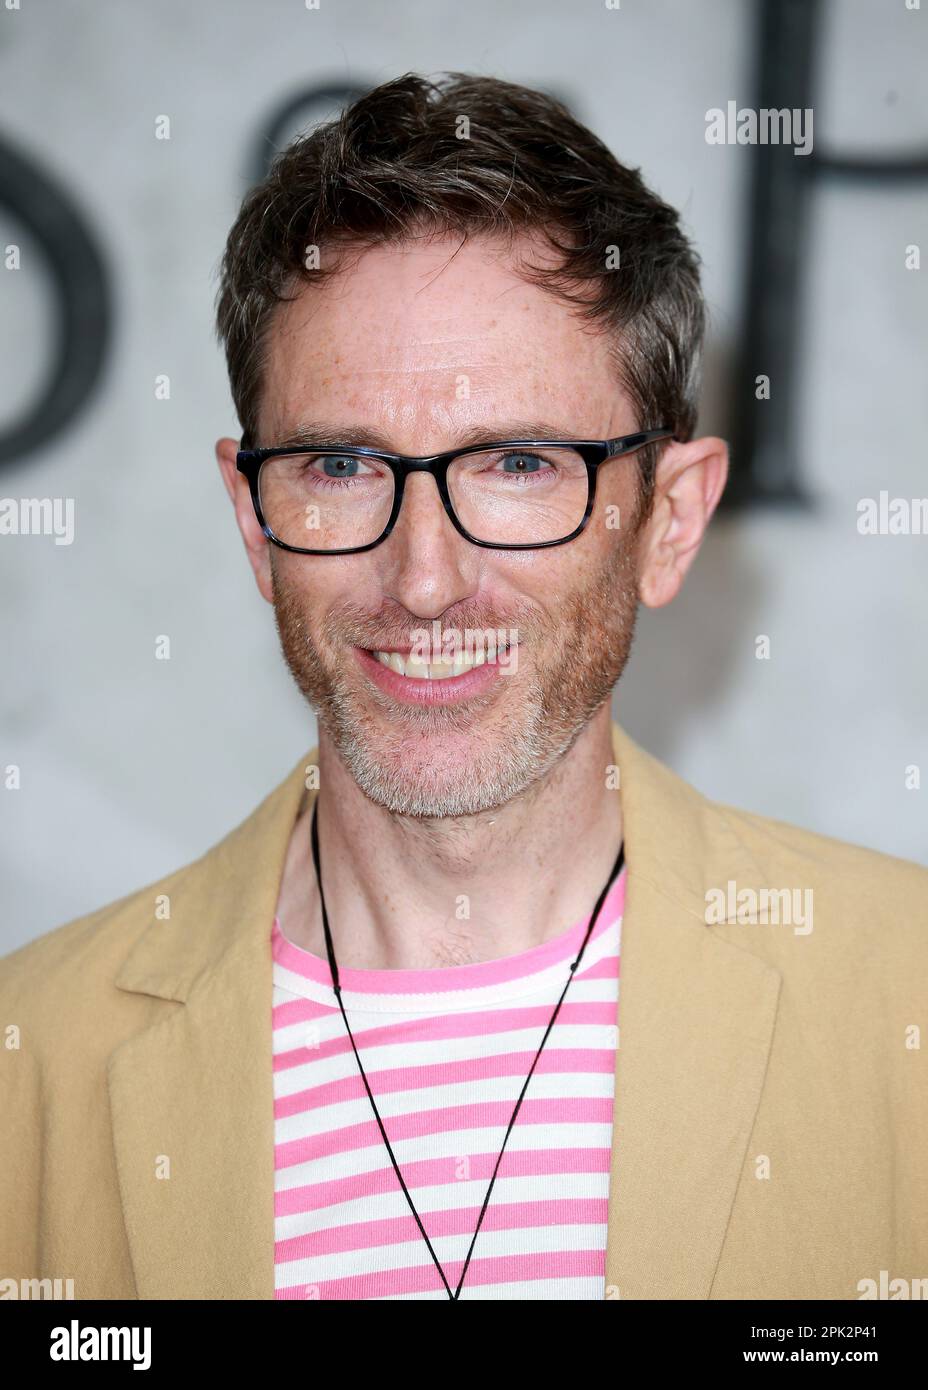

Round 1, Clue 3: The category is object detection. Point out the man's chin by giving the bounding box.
[323,700,542,819]
[354,771,494,820]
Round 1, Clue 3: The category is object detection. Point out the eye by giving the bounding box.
[316,453,369,478]
[496,452,553,474]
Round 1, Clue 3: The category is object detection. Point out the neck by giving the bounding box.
[278,705,623,970]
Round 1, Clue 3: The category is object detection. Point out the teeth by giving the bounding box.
[372,649,498,680]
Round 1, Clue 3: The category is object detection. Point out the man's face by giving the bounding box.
[247,233,648,818]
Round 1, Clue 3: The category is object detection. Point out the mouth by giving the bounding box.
[354,642,515,705]
[366,644,510,681]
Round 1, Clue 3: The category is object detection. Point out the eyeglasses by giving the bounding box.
[235,429,674,555]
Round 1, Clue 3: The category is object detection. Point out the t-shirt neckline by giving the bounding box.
[271,863,625,1011]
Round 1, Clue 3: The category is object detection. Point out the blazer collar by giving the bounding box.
[109,721,780,1299]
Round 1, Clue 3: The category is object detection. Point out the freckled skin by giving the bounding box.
[255,236,644,815]
[216,231,727,964]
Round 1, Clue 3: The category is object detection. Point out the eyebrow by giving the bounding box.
[270,420,592,452]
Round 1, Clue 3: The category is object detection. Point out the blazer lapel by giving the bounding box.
[108,749,318,1299]
[604,722,782,1298]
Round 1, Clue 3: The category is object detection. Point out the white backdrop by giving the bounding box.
[1,0,926,954]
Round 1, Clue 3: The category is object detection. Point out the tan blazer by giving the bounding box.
[2,721,926,1300]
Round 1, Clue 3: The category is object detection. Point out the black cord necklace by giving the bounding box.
[310,798,624,1300]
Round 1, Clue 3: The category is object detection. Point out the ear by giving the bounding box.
[215,435,274,604]
[636,435,728,609]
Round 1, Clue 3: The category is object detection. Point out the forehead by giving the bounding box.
[258,232,626,445]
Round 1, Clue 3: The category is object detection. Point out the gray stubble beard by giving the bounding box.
[270,536,640,820]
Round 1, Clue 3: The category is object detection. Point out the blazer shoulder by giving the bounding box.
[718,798,928,885]
[0,745,313,1026]
[708,795,928,949]
[0,859,192,1020]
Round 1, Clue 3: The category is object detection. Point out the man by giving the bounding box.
[2,72,926,1303]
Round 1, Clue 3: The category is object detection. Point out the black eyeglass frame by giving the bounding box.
[235,429,676,555]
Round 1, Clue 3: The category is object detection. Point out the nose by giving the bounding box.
[378,469,477,619]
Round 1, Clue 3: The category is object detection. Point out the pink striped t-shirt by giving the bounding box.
[271,866,625,1300]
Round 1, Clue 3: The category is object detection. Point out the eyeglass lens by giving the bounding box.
[257,446,590,549]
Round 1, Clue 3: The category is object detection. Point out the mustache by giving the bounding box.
[325,605,536,655]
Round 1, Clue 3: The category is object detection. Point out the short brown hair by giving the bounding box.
[215,71,705,513]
